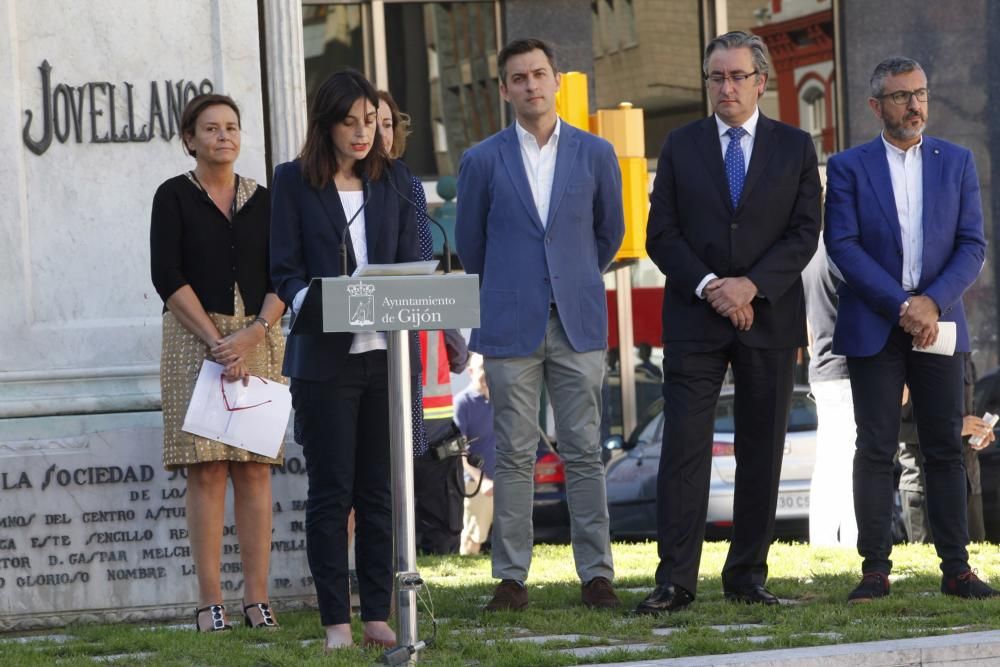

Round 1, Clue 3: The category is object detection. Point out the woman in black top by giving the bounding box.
[270,70,419,651]
[150,94,285,632]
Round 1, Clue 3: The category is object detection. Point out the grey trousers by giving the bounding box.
[484,312,614,584]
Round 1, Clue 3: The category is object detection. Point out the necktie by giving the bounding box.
[725,126,747,209]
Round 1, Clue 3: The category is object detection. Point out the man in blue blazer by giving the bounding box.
[456,38,625,611]
[825,56,996,602]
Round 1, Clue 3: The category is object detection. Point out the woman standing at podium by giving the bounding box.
[270,69,420,651]
[150,94,285,631]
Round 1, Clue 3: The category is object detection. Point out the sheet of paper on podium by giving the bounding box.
[181,360,291,458]
[352,260,439,277]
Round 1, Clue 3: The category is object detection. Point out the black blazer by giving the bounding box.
[270,159,420,381]
[646,114,821,349]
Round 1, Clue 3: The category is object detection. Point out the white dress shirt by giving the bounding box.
[695,107,761,299]
[291,190,387,353]
[881,133,924,291]
[341,190,387,353]
[515,118,560,227]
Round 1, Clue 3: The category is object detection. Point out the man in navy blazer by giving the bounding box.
[825,56,996,602]
[637,32,821,615]
[456,38,624,611]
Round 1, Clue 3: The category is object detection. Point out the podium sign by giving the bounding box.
[293,272,479,663]
[319,274,480,332]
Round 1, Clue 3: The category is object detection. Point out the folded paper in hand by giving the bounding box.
[913,321,957,356]
[181,360,291,458]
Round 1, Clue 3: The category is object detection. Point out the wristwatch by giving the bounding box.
[254,316,270,333]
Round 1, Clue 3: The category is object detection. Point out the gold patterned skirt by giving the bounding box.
[159,290,287,470]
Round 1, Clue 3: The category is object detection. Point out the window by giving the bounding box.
[302,4,369,104]
[301,1,501,179]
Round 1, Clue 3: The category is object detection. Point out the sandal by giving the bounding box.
[195,604,233,632]
[242,601,278,628]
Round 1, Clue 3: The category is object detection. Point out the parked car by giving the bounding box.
[602,386,817,541]
[532,436,572,543]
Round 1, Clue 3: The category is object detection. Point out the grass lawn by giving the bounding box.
[4,540,1000,665]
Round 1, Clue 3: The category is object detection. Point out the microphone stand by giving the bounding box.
[386,176,452,274]
[339,181,371,276]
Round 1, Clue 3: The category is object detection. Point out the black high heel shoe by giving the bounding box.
[242,602,278,628]
[195,604,233,632]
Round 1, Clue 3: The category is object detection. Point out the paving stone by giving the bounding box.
[468,626,529,635]
[138,624,190,632]
[485,633,601,645]
[574,629,1000,666]
[0,634,72,644]
[92,653,154,663]
[557,643,656,658]
[708,623,763,632]
[651,627,679,636]
[792,632,843,641]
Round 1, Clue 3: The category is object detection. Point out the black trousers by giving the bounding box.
[290,351,392,626]
[847,327,969,576]
[413,455,464,554]
[655,338,795,595]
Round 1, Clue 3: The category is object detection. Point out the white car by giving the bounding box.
[603,386,817,540]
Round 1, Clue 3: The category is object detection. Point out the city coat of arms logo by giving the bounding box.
[347,281,376,326]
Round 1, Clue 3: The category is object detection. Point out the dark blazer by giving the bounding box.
[455,122,625,357]
[646,114,822,348]
[270,159,420,381]
[824,135,986,357]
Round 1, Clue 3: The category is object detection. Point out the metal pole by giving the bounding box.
[387,329,419,664]
[615,266,637,437]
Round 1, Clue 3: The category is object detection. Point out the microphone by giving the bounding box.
[339,181,371,277]
[386,175,452,274]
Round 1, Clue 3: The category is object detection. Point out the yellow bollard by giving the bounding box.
[555,71,589,130]
[595,103,648,260]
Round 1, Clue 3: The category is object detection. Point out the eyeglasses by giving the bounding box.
[877,88,929,105]
[220,374,272,412]
[704,70,759,86]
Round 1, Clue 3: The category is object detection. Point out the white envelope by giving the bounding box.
[181,360,291,458]
[913,321,957,357]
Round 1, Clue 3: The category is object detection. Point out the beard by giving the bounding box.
[884,110,926,142]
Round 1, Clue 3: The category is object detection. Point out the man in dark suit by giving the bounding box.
[824,56,997,602]
[636,31,821,614]
[456,38,624,611]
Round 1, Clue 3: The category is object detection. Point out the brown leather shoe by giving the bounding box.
[582,576,621,609]
[484,579,529,611]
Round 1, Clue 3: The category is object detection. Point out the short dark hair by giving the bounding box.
[377,89,411,159]
[299,69,387,189]
[180,94,241,158]
[870,57,924,97]
[498,38,558,85]
[703,31,770,80]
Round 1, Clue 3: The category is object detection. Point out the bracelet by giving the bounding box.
[253,316,270,333]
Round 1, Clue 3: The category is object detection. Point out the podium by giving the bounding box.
[293,273,480,662]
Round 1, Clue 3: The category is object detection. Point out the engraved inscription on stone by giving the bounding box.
[0,422,313,628]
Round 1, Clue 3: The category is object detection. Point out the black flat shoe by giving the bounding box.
[243,602,279,628]
[634,583,694,615]
[195,604,233,632]
[724,584,780,605]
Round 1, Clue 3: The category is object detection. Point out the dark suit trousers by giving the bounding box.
[847,327,969,576]
[655,337,795,595]
[290,351,392,625]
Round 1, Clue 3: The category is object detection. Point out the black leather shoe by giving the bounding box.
[724,584,780,605]
[634,584,694,615]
